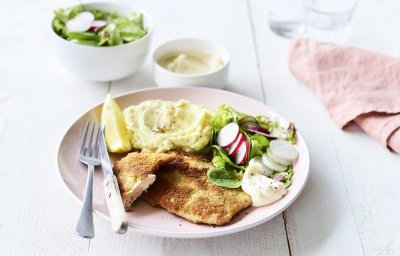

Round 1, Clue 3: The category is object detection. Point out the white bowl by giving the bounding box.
[153,39,230,89]
[51,2,154,82]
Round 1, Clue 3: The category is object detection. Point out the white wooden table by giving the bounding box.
[1,0,400,255]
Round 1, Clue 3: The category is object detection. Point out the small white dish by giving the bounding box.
[153,39,230,89]
[51,2,154,82]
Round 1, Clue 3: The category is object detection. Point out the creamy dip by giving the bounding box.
[242,164,287,207]
[123,99,213,152]
[158,51,224,75]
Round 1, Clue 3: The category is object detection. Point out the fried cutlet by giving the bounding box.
[142,152,252,225]
[112,151,176,209]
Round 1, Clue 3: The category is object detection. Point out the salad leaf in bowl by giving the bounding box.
[52,5,147,47]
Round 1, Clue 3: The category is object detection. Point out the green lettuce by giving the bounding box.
[207,168,242,188]
[249,134,270,159]
[208,104,297,189]
[256,115,297,144]
[67,32,99,41]
[211,104,246,132]
[52,6,147,47]
[287,122,297,144]
[212,145,245,170]
[273,165,294,188]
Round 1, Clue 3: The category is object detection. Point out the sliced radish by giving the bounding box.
[249,156,273,176]
[245,124,269,134]
[243,140,250,165]
[89,20,107,32]
[66,12,95,32]
[228,132,244,156]
[235,140,250,165]
[216,122,240,148]
[270,140,299,161]
[262,153,287,171]
[267,148,291,166]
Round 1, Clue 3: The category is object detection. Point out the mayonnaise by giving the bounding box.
[158,51,224,75]
[241,164,287,207]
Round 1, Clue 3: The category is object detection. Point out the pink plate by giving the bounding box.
[57,87,310,238]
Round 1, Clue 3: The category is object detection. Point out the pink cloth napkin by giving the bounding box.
[288,38,400,154]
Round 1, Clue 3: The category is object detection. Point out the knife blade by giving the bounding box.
[98,127,113,177]
[98,128,128,234]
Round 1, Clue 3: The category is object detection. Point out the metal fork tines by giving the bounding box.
[75,121,101,239]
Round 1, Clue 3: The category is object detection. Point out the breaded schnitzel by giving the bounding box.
[113,151,252,225]
[142,152,252,225]
[112,151,176,209]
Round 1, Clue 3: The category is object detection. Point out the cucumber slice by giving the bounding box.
[249,156,273,176]
[267,148,291,166]
[269,139,299,161]
[239,116,258,125]
[262,153,287,172]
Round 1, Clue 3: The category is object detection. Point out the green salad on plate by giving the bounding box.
[207,104,297,189]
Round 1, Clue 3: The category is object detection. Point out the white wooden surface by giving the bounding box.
[1,0,400,255]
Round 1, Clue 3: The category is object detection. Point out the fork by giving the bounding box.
[75,121,101,239]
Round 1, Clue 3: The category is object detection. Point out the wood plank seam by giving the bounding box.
[245,0,267,105]
[329,125,367,256]
[246,0,290,255]
[283,212,293,256]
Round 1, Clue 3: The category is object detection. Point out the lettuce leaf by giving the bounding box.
[53,8,70,24]
[273,165,294,188]
[52,18,65,37]
[69,5,85,19]
[212,145,246,170]
[249,134,270,159]
[52,6,147,47]
[256,115,297,144]
[67,32,99,41]
[207,168,242,188]
[287,122,297,144]
[211,104,246,132]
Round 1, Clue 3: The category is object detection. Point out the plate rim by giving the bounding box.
[56,87,310,238]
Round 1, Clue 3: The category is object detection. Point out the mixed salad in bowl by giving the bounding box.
[52,5,147,46]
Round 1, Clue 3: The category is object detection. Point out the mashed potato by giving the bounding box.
[123,99,213,152]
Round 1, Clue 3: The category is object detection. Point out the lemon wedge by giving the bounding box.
[101,93,132,153]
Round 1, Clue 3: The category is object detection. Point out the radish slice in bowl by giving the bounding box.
[66,11,95,32]
[89,20,107,32]
[216,122,240,148]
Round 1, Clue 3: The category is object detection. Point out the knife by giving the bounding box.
[98,128,128,234]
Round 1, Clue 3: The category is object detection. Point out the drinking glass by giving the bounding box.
[303,0,358,43]
[268,0,304,38]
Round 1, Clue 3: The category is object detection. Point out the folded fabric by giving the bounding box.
[288,38,400,154]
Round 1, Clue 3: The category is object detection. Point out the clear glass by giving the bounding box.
[268,0,304,38]
[303,0,358,43]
